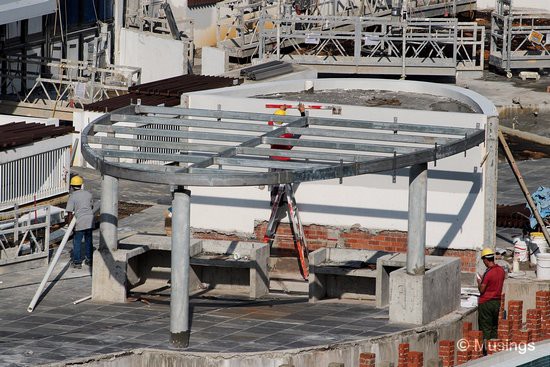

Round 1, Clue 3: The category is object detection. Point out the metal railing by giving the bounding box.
[0,146,70,211]
[258,16,484,77]
[489,11,550,76]
[22,59,142,108]
[0,205,54,268]
[215,0,476,58]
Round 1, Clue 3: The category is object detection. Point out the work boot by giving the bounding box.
[84,259,92,267]
[72,262,82,269]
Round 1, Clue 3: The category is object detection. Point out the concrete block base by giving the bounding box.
[91,247,128,303]
[389,257,460,325]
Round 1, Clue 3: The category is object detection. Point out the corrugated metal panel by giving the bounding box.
[137,124,182,165]
[0,146,70,211]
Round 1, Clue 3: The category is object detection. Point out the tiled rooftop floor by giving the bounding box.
[0,259,409,366]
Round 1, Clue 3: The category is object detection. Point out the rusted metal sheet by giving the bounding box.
[187,0,222,8]
[496,204,530,229]
[84,75,242,112]
[0,122,74,150]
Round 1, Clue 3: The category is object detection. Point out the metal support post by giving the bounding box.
[99,175,119,251]
[113,0,124,64]
[170,187,191,348]
[407,163,427,275]
[483,116,498,250]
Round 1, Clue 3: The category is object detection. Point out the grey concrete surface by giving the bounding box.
[389,258,461,325]
[0,258,409,366]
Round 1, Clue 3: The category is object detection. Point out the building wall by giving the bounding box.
[169,1,218,48]
[119,28,188,83]
[183,79,495,272]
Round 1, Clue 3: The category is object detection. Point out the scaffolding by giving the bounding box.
[216,0,476,58]
[22,59,141,108]
[490,0,550,77]
[258,16,484,77]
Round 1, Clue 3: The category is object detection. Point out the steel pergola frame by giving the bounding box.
[81,103,484,187]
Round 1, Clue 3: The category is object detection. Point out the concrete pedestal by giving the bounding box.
[91,247,127,303]
[389,257,460,325]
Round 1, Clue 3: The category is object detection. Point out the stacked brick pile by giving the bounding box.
[359,352,376,367]
[355,291,550,367]
[397,344,424,367]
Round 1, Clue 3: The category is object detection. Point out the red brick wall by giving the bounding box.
[253,221,478,272]
[191,221,478,272]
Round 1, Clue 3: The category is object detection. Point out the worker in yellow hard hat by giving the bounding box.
[477,247,505,351]
[66,175,94,269]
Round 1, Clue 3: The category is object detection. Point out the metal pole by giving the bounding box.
[483,117,498,250]
[170,187,191,348]
[498,130,550,245]
[113,0,124,64]
[99,175,118,251]
[28,218,76,312]
[44,206,51,255]
[407,163,427,275]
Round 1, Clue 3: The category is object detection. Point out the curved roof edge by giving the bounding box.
[189,78,498,117]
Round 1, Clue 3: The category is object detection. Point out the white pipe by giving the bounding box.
[73,295,92,305]
[27,218,76,312]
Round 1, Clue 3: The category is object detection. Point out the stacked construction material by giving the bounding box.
[240,61,293,81]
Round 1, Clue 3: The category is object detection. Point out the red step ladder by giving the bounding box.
[264,183,309,280]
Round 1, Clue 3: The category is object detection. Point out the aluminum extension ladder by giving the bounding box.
[264,183,309,279]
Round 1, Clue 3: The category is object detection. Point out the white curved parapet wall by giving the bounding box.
[183,78,497,252]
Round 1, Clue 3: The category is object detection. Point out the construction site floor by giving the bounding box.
[0,256,408,366]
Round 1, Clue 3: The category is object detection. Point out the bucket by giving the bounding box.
[513,237,528,262]
[537,253,550,280]
[530,232,549,254]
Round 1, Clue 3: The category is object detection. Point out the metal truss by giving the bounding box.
[215,0,476,58]
[259,16,484,77]
[0,206,51,268]
[81,104,484,187]
[490,10,550,76]
[23,59,141,108]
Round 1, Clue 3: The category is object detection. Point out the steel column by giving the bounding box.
[99,174,119,251]
[407,163,427,275]
[170,187,191,348]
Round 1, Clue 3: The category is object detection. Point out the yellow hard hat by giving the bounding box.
[70,176,83,186]
[481,248,495,258]
[274,109,286,116]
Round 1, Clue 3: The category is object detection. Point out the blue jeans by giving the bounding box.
[73,228,93,264]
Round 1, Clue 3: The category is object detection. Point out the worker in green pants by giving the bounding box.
[477,248,505,345]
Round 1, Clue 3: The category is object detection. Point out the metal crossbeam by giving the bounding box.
[81,104,484,186]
